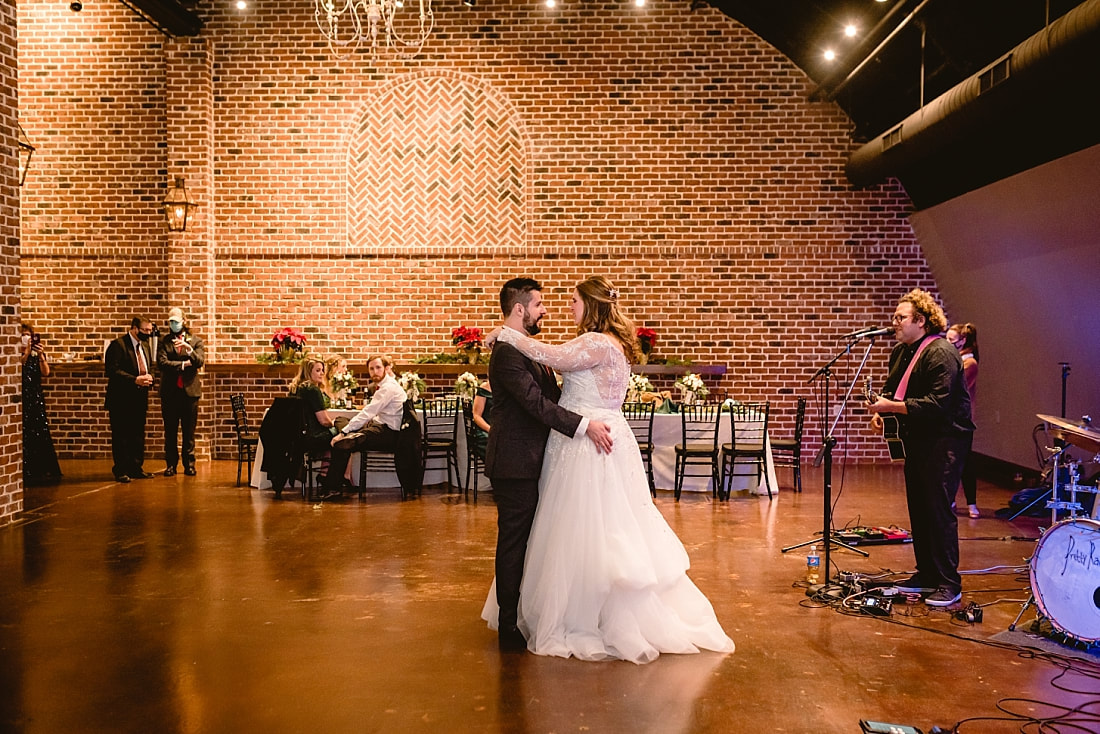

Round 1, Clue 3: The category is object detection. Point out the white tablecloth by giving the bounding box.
[250,409,471,490]
[250,406,775,496]
[649,412,778,495]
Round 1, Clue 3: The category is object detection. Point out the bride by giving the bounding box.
[480,276,734,664]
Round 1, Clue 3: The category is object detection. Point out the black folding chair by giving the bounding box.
[674,403,723,501]
[622,401,656,496]
[770,397,806,493]
[461,398,487,501]
[420,396,462,491]
[229,393,259,487]
[721,401,772,500]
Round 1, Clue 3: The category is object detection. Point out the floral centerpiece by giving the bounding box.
[636,327,657,364]
[454,371,480,400]
[397,371,427,402]
[626,373,654,403]
[257,327,308,364]
[452,326,485,364]
[330,370,359,408]
[674,372,709,405]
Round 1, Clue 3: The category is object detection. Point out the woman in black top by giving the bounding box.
[289,358,337,452]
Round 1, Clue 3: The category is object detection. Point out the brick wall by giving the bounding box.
[2,0,20,524]
[14,0,936,491]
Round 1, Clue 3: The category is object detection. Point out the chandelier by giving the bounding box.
[315,0,434,58]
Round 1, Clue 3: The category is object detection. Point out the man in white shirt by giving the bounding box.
[321,355,414,496]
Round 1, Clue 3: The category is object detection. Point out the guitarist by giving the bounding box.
[866,289,974,608]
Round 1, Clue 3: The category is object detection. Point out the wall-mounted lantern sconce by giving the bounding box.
[17,123,35,187]
[162,177,196,232]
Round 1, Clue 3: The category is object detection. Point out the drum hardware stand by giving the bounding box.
[1059,362,1070,419]
[1008,444,1084,523]
[782,337,873,576]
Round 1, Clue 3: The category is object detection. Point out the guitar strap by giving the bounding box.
[894,334,940,401]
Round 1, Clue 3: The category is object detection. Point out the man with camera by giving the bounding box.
[157,307,205,476]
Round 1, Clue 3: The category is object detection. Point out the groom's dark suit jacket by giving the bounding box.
[485,342,582,480]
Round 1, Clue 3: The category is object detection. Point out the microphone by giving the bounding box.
[842,326,893,340]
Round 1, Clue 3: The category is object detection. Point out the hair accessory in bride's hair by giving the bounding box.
[608,287,619,301]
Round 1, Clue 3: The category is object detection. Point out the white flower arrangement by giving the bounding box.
[674,372,709,404]
[397,371,426,402]
[330,370,358,394]
[454,372,480,399]
[626,373,654,402]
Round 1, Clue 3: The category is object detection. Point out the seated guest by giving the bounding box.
[321,355,418,496]
[288,358,337,453]
[471,379,492,459]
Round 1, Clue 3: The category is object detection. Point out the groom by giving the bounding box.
[487,277,613,652]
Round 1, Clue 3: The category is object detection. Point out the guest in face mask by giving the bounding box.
[21,323,62,485]
[104,317,156,483]
[157,307,206,477]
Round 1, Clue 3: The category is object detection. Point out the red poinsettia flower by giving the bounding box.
[451,326,484,350]
[271,327,307,351]
[636,327,657,348]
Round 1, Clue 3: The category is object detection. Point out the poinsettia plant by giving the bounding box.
[451,326,484,350]
[257,327,309,364]
[637,327,657,353]
[271,327,307,352]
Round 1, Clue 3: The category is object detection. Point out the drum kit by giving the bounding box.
[1010,414,1100,646]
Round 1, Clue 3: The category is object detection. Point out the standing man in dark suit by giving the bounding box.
[104,316,156,483]
[157,307,205,476]
[486,278,613,651]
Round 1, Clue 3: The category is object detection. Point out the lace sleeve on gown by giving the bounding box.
[498,329,614,373]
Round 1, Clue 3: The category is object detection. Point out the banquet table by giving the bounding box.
[250,406,775,497]
[250,408,472,491]
[648,412,778,496]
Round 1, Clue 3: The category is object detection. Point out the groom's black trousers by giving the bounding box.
[493,477,540,630]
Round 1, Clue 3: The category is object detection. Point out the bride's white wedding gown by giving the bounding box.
[481,329,735,664]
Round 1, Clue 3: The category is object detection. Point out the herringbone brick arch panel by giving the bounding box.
[348,74,526,250]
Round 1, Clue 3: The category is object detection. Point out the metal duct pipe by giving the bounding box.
[846,0,1100,190]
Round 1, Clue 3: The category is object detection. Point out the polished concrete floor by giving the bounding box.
[2,459,1098,734]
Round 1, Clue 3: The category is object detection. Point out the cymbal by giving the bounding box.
[1037,414,1100,454]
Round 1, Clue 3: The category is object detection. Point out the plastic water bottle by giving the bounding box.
[806,545,820,585]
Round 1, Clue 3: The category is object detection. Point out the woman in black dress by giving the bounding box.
[21,323,62,484]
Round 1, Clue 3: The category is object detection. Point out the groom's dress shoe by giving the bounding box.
[498,626,527,653]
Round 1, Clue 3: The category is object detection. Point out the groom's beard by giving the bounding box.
[522,310,542,336]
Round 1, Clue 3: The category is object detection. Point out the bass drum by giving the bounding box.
[1030,518,1100,643]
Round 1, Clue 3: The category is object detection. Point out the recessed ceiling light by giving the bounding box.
[844,24,857,37]
[823,49,836,61]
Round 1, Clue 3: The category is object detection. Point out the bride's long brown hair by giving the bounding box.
[574,276,640,363]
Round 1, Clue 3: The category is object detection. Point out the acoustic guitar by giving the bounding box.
[864,377,906,461]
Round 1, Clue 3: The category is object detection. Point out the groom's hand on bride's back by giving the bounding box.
[586,421,613,454]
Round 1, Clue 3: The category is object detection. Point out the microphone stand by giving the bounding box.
[782,335,880,581]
